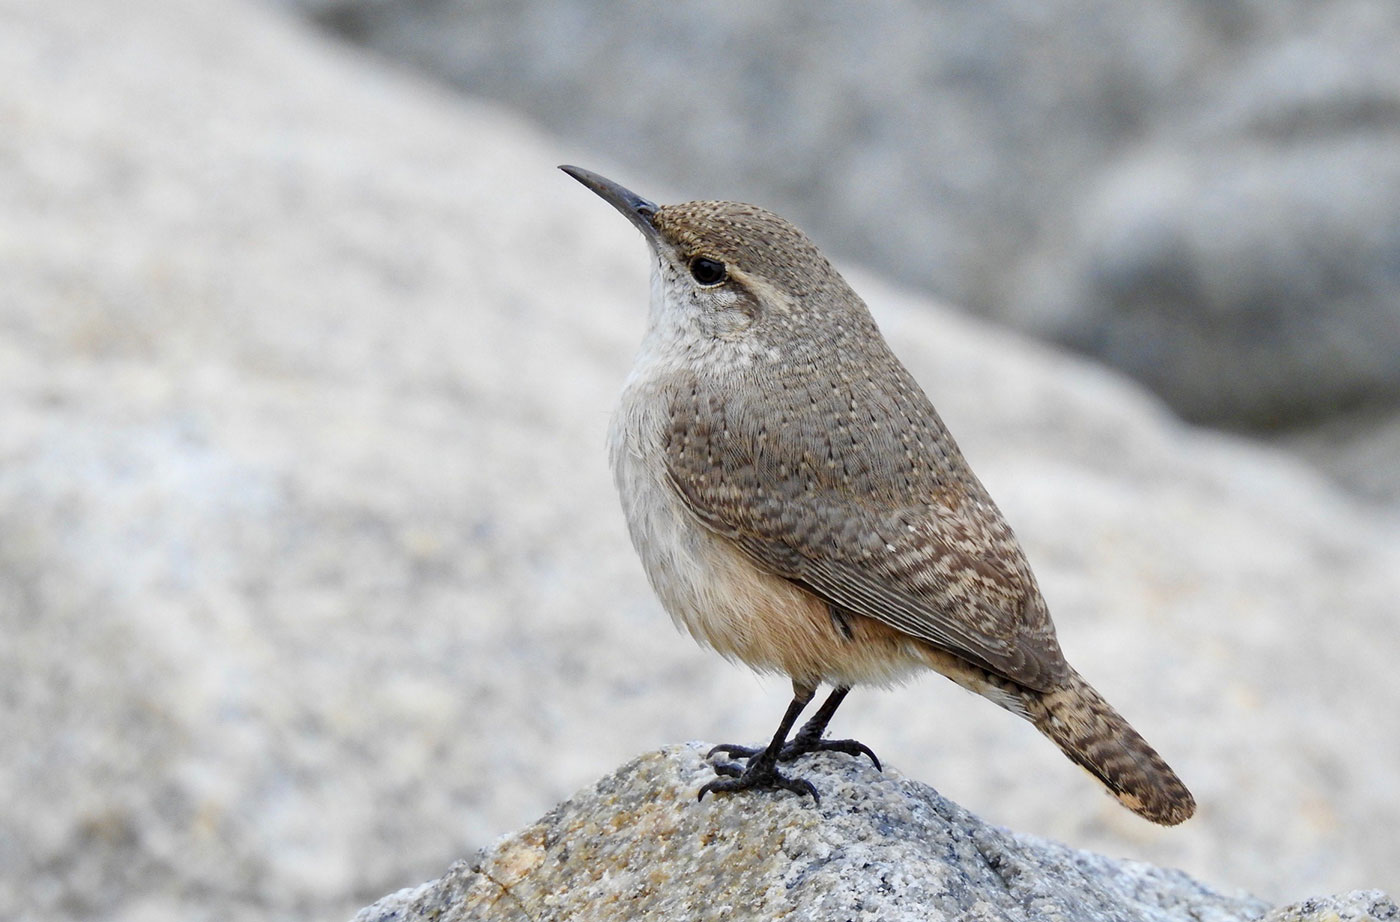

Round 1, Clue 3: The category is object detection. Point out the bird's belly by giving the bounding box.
[610,409,927,688]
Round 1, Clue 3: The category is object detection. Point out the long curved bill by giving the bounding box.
[559,164,661,244]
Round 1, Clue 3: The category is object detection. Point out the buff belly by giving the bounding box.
[610,405,930,689]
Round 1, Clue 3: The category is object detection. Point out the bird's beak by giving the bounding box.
[559,165,661,244]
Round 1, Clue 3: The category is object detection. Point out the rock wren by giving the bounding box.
[561,165,1195,825]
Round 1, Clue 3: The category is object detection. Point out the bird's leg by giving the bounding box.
[777,686,881,770]
[700,685,820,802]
[709,685,881,771]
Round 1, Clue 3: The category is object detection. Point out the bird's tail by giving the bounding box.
[1022,669,1196,826]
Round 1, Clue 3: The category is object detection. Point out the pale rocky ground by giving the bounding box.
[1,2,1398,921]
[356,745,1344,922]
[357,747,1397,922]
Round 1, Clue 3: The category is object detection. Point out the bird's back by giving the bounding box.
[657,304,1070,691]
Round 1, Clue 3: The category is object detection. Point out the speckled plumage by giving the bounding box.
[569,168,1195,825]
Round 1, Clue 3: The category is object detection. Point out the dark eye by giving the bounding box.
[689,256,727,286]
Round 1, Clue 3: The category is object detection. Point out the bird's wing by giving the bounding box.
[661,378,1067,691]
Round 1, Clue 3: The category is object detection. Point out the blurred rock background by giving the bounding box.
[285,0,1400,502]
[0,1,1397,921]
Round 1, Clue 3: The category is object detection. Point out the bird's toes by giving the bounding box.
[695,754,821,804]
[706,742,762,761]
[779,737,882,771]
[709,760,745,778]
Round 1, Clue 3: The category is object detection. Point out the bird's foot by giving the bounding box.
[698,745,820,803]
[783,735,882,771]
[708,736,881,771]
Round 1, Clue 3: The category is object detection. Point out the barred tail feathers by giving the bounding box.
[1024,669,1196,826]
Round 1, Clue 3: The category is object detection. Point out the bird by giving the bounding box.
[560,164,1195,825]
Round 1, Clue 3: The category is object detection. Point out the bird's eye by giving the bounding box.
[689,256,727,286]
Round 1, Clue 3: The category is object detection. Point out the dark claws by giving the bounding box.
[698,770,820,804]
[799,738,882,771]
[699,687,878,804]
[708,738,882,771]
[706,742,762,761]
[697,744,822,803]
[709,760,745,778]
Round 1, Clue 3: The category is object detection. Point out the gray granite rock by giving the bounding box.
[282,0,1400,430]
[1278,408,1400,506]
[351,745,1385,922]
[2,1,1399,921]
[1259,891,1400,922]
[1015,35,1400,427]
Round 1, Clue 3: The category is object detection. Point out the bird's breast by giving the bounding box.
[608,375,929,688]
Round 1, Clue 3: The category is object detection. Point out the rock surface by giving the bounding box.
[1259,892,1400,922]
[352,745,1396,922]
[1279,408,1400,505]
[2,2,1399,922]
[285,0,1400,430]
